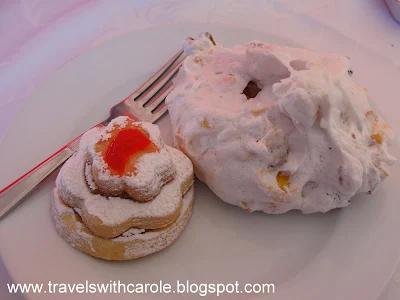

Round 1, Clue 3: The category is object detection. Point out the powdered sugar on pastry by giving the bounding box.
[57,146,193,236]
[84,117,176,202]
[51,190,96,253]
[51,186,194,261]
[166,33,397,214]
[84,163,97,191]
[51,116,195,260]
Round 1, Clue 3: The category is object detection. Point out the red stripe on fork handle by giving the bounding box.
[0,145,67,195]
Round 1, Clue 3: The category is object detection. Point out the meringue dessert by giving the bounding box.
[51,117,194,260]
[166,32,397,214]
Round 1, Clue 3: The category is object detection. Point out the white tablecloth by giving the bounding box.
[0,1,399,299]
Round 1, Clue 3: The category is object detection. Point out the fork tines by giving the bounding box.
[106,48,187,124]
[137,48,185,104]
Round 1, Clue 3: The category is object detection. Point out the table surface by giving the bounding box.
[0,0,399,299]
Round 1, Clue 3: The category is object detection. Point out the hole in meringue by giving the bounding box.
[290,60,308,71]
[301,181,318,198]
[242,81,262,99]
[276,171,290,192]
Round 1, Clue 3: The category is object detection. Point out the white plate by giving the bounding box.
[1,23,400,300]
[386,0,400,23]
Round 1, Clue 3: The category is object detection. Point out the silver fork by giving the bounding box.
[0,48,187,220]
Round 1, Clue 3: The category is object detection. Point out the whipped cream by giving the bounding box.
[166,33,397,213]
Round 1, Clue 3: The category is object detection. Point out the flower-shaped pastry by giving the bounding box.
[85,116,176,202]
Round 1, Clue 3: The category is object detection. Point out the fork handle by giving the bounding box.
[0,146,75,220]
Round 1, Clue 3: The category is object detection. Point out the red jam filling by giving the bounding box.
[105,129,152,174]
